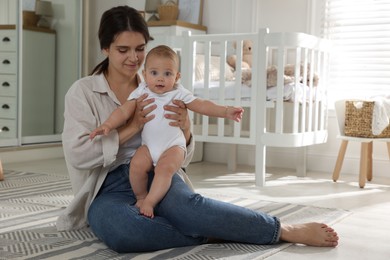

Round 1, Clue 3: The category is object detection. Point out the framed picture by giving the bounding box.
[178,0,203,25]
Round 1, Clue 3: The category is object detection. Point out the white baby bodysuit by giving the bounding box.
[128,82,197,164]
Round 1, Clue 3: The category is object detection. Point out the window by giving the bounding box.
[322,0,390,104]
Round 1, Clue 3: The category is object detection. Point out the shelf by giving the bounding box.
[0,25,16,30]
[147,20,207,32]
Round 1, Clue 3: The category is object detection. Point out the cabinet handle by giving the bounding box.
[2,104,10,109]
[2,82,10,87]
[2,37,10,42]
[1,126,9,132]
[2,60,10,65]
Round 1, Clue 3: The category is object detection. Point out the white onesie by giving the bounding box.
[128,82,197,165]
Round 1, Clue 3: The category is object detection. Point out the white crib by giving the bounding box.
[152,29,331,186]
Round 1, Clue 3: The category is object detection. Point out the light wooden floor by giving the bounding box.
[3,158,390,260]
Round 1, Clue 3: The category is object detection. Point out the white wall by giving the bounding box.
[85,0,390,178]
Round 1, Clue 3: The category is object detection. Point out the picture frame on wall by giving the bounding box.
[178,0,203,25]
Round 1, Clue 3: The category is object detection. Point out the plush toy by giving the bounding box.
[227,40,253,85]
[284,64,319,87]
[241,68,252,85]
[227,40,253,71]
[266,65,294,88]
[266,64,319,88]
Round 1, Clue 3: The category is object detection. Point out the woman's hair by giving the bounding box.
[91,6,152,75]
[144,45,180,70]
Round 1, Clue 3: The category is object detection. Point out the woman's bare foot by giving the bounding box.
[280,222,339,247]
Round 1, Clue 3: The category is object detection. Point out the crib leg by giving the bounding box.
[255,143,266,187]
[296,147,307,177]
[227,144,237,171]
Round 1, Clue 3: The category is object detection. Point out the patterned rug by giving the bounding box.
[0,170,350,260]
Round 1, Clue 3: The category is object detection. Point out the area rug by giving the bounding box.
[0,170,350,260]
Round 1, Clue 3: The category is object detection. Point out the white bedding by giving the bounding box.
[192,81,318,102]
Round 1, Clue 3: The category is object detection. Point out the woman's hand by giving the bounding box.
[164,100,192,145]
[132,93,156,130]
[118,93,156,144]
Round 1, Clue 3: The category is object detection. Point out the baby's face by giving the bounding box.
[143,57,180,94]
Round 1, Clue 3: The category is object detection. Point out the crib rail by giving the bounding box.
[179,30,331,145]
[180,31,261,145]
[260,31,331,147]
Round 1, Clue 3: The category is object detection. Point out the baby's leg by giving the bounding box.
[130,145,153,209]
[142,146,185,218]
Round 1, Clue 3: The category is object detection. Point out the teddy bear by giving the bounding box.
[266,65,294,88]
[227,40,253,70]
[266,64,319,88]
[226,40,253,85]
[284,64,319,87]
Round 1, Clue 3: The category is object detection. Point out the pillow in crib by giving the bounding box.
[195,55,235,82]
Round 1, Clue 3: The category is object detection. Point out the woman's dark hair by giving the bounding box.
[90,6,152,75]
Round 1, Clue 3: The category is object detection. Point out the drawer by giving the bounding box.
[0,52,17,74]
[0,74,17,96]
[0,118,17,139]
[0,96,17,119]
[0,30,17,52]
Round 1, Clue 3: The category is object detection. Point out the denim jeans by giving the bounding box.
[87,164,281,253]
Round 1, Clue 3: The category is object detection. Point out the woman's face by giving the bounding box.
[103,31,146,79]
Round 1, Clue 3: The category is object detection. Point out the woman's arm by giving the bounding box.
[62,85,117,170]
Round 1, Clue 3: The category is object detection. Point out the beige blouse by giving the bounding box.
[56,73,195,231]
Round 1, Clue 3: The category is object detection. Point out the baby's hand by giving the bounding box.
[89,125,111,140]
[226,106,244,122]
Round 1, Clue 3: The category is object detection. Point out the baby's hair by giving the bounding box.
[145,45,179,69]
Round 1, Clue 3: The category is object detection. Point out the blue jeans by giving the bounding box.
[88,164,281,253]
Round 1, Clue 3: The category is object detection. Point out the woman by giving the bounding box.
[57,5,339,253]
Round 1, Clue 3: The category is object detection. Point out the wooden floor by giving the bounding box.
[3,158,390,260]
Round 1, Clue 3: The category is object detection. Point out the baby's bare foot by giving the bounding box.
[135,199,144,209]
[140,204,154,218]
[280,222,339,247]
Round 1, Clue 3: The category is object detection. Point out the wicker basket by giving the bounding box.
[344,100,390,138]
[158,3,179,21]
[23,11,39,26]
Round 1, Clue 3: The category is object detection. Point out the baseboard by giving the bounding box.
[0,144,64,164]
[0,142,203,165]
[191,142,204,163]
[202,143,390,178]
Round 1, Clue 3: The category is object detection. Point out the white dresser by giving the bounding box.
[0,25,18,142]
[0,26,56,144]
[0,0,17,25]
